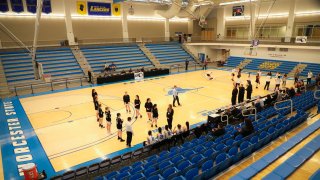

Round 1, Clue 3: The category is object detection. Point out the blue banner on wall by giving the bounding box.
[42,0,52,14]
[0,0,9,12]
[26,0,51,14]
[10,0,24,13]
[26,0,36,13]
[88,2,111,16]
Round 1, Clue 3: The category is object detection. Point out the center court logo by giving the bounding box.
[166,87,204,96]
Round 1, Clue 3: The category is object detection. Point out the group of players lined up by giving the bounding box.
[230,68,316,106]
[91,85,182,147]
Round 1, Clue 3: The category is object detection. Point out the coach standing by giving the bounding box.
[172,85,181,107]
[126,117,133,147]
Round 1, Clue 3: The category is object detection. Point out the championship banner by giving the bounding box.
[88,2,111,16]
[112,3,121,16]
[77,1,87,15]
[134,72,144,81]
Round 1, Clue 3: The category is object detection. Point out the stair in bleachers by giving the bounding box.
[145,43,196,66]
[288,63,308,77]
[81,44,154,74]
[0,50,36,84]
[237,59,252,69]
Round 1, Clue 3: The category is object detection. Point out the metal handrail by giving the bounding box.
[242,108,257,121]
[274,99,293,115]
[314,90,320,100]
[220,115,229,125]
[12,76,89,96]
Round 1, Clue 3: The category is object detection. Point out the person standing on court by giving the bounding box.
[98,103,104,128]
[93,95,99,121]
[264,72,272,90]
[203,56,209,70]
[246,80,253,100]
[88,70,93,84]
[307,70,313,85]
[134,95,142,119]
[145,98,153,122]
[231,85,238,105]
[126,117,133,147]
[116,113,125,142]
[105,107,111,134]
[172,85,181,107]
[185,59,189,71]
[238,84,245,103]
[274,76,281,91]
[151,104,158,128]
[92,89,97,101]
[123,92,131,113]
[294,69,299,83]
[167,104,174,130]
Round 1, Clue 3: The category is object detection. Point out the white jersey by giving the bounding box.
[266,75,272,82]
[236,78,241,84]
[308,72,313,78]
[275,78,281,85]
[258,71,262,77]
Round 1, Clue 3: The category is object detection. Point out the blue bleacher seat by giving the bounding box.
[310,169,320,180]
[184,168,199,180]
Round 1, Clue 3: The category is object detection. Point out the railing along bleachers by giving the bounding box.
[49,88,319,180]
[0,50,35,84]
[145,43,195,65]
[36,48,84,78]
[81,44,154,74]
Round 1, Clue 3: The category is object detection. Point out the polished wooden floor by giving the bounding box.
[18,70,297,172]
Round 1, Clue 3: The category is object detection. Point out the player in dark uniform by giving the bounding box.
[116,113,125,142]
[93,95,99,122]
[105,107,111,134]
[98,103,104,128]
[145,98,153,122]
[152,104,158,128]
[134,95,142,119]
[255,73,260,89]
[92,89,97,101]
[123,92,131,113]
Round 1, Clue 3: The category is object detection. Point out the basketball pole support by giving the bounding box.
[32,0,43,78]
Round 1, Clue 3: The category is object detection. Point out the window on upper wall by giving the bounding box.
[294,24,320,38]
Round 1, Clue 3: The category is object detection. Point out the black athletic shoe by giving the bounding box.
[120,139,125,142]
[155,125,157,127]
[151,125,153,128]
[140,115,142,118]
[135,116,138,119]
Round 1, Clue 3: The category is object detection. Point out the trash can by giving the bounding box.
[22,163,38,180]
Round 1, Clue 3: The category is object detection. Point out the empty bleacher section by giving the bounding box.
[226,56,320,77]
[35,48,84,78]
[226,56,301,75]
[81,45,154,74]
[145,43,195,66]
[0,50,35,84]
